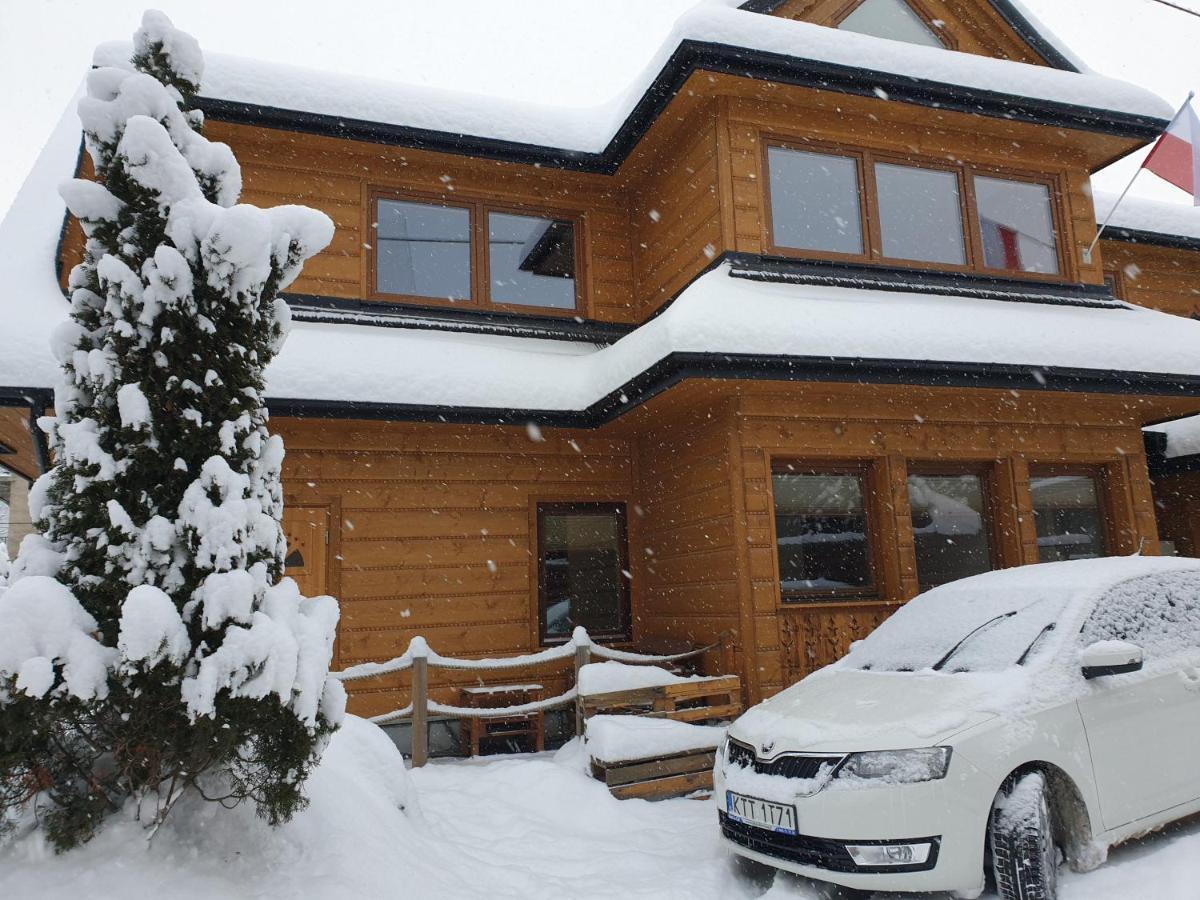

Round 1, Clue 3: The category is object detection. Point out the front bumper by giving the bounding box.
[714,757,990,893]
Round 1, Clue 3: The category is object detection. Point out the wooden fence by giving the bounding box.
[332,626,729,766]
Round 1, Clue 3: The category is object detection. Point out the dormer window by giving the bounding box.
[370,191,581,313]
[764,141,1065,279]
[836,0,947,49]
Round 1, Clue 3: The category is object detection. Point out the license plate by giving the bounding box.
[726,791,797,836]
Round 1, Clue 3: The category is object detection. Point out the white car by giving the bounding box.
[716,556,1200,899]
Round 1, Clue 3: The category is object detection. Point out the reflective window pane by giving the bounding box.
[773,472,874,598]
[1031,473,1107,561]
[908,473,993,589]
[839,0,946,48]
[876,164,967,265]
[540,506,628,639]
[975,176,1060,274]
[489,212,577,309]
[376,199,471,301]
[768,147,864,256]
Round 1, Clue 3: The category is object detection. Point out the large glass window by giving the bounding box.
[488,212,577,309]
[876,164,967,265]
[837,0,946,48]
[1030,471,1108,561]
[773,468,875,600]
[767,146,864,256]
[908,472,993,589]
[373,194,580,311]
[975,176,1060,275]
[375,198,472,301]
[538,503,629,641]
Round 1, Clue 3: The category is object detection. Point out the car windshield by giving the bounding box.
[843,577,1074,673]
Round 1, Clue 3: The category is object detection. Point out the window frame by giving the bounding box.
[905,461,999,591]
[535,501,632,645]
[761,137,1070,281]
[769,459,882,604]
[830,0,957,50]
[368,188,585,316]
[1028,464,1113,562]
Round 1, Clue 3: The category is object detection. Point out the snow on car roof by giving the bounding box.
[842,556,1200,674]
[89,1,1170,158]
[7,95,1200,415]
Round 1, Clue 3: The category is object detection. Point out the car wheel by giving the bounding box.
[989,771,1060,900]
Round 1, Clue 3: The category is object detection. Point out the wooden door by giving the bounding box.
[283,504,331,597]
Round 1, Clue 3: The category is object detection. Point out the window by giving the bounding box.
[371,192,580,312]
[766,146,864,255]
[908,471,994,589]
[1030,469,1109,562]
[1081,571,1200,660]
[488,212,577,309]
[538,503,630,641]
[764,143,1065,278]
[876,163,966,265]
[773,466,875,601]
[376,198,472,301]
[975,175,1060,275]
[837,0,947,48]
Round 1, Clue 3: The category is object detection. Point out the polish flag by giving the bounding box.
[1144,99,1200,204]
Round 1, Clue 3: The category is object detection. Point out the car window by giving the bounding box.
[1081,571,1200,660]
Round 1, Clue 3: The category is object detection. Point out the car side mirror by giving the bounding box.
[1081,640,1144,679]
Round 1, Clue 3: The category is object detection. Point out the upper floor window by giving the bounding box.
[372,192,580,313]
[765,142,1064,278]
[836,0,947,49]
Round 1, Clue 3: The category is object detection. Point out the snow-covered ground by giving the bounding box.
[3,715,1197,899]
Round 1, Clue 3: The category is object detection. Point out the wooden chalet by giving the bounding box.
[4,0,1200,739]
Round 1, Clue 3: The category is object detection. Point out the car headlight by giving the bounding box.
[836,747,952,784]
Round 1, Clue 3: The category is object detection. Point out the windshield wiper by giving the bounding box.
[932,610,1018,672]
[1016,622,1056,666]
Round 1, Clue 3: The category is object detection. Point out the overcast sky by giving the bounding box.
[2,0,1199,215]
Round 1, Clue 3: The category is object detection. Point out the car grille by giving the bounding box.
[726,740,844,780]
[719,813,940,874]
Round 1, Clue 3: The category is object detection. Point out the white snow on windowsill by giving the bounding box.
[89,1,1170,157]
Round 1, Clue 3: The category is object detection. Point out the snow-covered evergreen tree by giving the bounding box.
[0,11,344,850]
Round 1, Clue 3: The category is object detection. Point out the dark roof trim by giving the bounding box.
[286,292,630,344]
[264,353,1200,428]
[724,253,1121,309]
[1102,225,1200,253]
[199,39,1162,175]
[738,0,1079,72]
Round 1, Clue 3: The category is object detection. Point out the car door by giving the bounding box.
[1076,571,1200,831]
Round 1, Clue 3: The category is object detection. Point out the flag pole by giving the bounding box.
[1084,90,1196,264]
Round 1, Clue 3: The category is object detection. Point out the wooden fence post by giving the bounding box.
[411,654,429,768]
[573,634,591,737]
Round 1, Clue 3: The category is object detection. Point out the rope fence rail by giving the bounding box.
[331,626,730,766]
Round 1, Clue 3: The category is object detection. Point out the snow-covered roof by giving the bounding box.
[1147,415,1200,460]
[91,1,1170,168]
[1094,190,1200,249]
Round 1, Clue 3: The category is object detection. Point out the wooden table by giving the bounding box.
[459,683,546,757]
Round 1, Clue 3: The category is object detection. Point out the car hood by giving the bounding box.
[728,668,1017,755]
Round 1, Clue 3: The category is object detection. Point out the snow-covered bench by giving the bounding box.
[577,661,741,724]
[585,715,726,800]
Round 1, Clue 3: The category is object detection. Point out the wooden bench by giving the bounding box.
[459,683,546,756]
[581,675,742,724]
[590,747,718,800]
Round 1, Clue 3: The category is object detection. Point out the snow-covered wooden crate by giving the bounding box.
[586,716,726,801]
[579,662,742,724]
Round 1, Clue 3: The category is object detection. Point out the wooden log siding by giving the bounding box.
[1099,239,1200,318]
[276,417,636,718]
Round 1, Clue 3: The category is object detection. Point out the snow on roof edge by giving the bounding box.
[90,2,1171,158]
[1094,189,1200,246]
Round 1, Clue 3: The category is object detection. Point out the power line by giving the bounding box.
[1149,0,1200,19]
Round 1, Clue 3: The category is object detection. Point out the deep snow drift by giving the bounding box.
[2,714,1198,899]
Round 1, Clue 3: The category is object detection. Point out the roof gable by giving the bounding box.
[743,0,1081,70]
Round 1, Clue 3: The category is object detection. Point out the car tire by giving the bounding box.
[989,771,1060,900]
